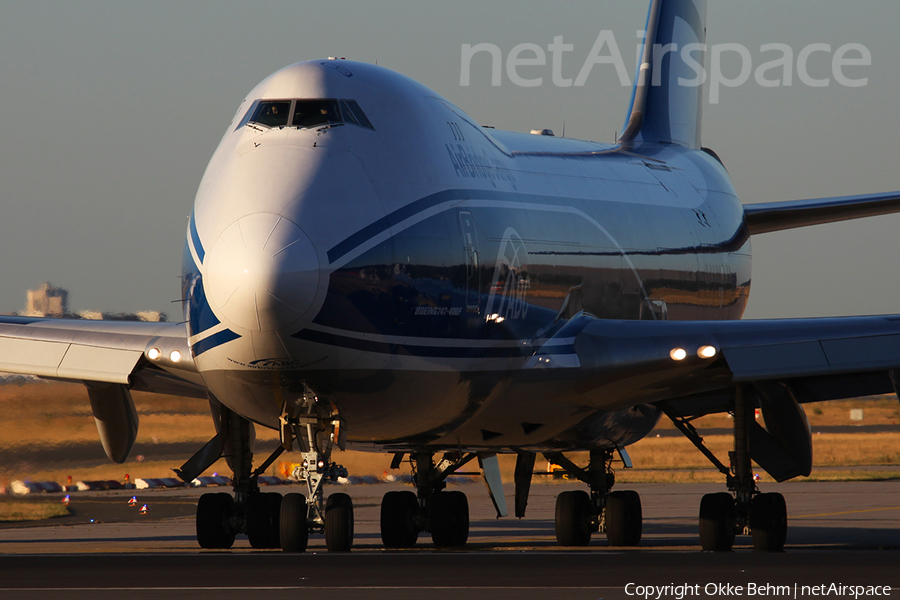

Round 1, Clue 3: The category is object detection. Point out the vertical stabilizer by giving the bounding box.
[619,0,707,148]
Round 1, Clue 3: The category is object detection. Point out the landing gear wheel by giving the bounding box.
[248,492,282,549]
[196,492,235,549]
[555,490,592,546]
[325,492,354,552]
[279,493,309,553]
[699,492,736,551]
[431,490,469,547]
[751,492,787,552]
[606,490,642,546]
[381,490,419,548]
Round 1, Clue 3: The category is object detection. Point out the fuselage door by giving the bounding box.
[459,211,480,312]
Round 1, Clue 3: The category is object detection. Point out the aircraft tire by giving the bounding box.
[431,490,469,547]
[555,490,592,546]
[248,492,282,549]
[750,492,787,552]
[699,492,736,551]
[380,490,419,548]
[606,490,642,546]
[279,493,309,553]
[325,492,354,552]
[196,492,235,549]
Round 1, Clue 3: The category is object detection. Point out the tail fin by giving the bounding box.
[619,0,707,148]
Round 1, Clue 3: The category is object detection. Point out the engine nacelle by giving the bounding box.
[567,403,662,448]
[748,381,813,482]
[86,382,139,463]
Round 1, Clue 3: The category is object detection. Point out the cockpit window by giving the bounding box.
[240,98,375,131]
[339,101,359,126]
[292,100,341,128]
[341,100,373,129]
[250,100,291,127]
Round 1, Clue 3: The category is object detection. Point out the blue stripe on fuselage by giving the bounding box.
[292,328,575,359]
[191,329,241,357]
[182,243,221,338]
[325,185,718,265]
[192,328,241,357]
[326,188,575,264]
[0,316,43,325]
[326,189,466,264]
[189,212,205,264]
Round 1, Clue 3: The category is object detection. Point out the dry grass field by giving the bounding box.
[2,379,899,490]
[0,497,70,522]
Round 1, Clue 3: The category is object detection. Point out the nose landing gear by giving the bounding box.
[278,448,351,552]
[279,409,351,552]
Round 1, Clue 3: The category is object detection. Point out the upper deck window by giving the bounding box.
[239,98,375,131]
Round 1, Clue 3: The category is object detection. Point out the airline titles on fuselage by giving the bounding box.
[445,143,517,188]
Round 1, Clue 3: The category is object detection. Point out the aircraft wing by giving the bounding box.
[0,316,205,397]
[525,313,900,415]
[744,191,900,235]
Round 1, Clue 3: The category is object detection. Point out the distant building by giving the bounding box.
[24,283,68,317]
[136,311,166,322]
[22,283,166,321]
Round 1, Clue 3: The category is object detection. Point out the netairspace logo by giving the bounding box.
[624,582,893,600]
[459,31,871,104]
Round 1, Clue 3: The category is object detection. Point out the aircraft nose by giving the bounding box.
[205,213,319,331]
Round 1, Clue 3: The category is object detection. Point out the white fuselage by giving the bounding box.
[183,60,749,451]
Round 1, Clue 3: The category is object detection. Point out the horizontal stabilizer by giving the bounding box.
[745,191,900,235]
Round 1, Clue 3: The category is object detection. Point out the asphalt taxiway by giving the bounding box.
[1,481,898,599]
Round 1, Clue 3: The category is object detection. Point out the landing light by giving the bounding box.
[698,345,718,359]
[669,348,687,361]
[147,348,161,360]
[169,350,182,363]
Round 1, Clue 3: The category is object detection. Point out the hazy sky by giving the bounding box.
[0,1,897,319]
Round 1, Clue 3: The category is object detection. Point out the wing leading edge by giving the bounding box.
[525,313,900,410]
[0,316,203,393]
[0,315,207,463]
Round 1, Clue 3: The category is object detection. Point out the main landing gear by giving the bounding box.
[194,408,287,550]
[665,385,787,552]
[191,392,352,552]
[545,449,642,547]
[379,452,474,548]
